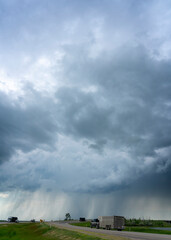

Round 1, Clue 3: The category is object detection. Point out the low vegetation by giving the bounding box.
[124,226,171,235]
[125,218,171,227]
[72,219,171,228]
[0,223,50,240]
[71,221,91,227]
[0,223,124,240]
[71,219,171,235]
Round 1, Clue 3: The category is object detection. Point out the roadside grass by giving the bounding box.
[45,225,105,240]
[0,223,125,240]
[0,223,51,240]
[71,221,91,227]
[125,219,171,227]
[50,224,129,240]
[124,226,171,235]
[71,221,171,235]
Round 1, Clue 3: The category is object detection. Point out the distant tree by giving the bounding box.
[65,213,71,221]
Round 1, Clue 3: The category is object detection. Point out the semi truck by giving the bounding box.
[8,217,18,223]
[98,216,125,230]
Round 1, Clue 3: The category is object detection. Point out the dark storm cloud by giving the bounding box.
[56,46,171,160]
[0,89,57,164]
[56,87,112,140]
[128,164,171,198]
[1,45,171,195]
[40,44,171,195]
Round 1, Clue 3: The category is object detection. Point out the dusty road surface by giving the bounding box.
[49,222,171,240]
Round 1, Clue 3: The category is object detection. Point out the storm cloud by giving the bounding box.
[0,89,58,164]
[0,0,171,220]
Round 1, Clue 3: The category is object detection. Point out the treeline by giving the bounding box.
[125,218,171,227]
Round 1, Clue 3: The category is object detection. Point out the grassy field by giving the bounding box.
[125,218,171,227]
[71,221,171,235]
[0,223,125,240]
[70,221,91,227]
[124,226,171,235]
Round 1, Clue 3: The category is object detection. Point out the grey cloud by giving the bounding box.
[0,90,58,164]
[57,46,171,158]
[128,165,171,199]
[89,139,107,152]
[50,45,171,194]
[1,44,171,195]
[56,87,112,140]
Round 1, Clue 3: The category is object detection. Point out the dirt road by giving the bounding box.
[50,222,171,240]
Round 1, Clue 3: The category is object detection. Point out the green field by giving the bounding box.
[71,221,171,235]
[124,226,171,235]
[71,221,91,227]
[125,218,171,227]
[0,223,109,240]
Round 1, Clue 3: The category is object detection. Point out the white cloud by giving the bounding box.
[0,192,9,198]
[0,69,23,97]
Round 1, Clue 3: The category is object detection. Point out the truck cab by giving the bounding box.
[90,219,99,228]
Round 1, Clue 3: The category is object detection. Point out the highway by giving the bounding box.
[50,222,171,240]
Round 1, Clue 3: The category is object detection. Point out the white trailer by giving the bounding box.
[98,216,125,230]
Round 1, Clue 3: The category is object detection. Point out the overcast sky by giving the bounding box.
[0,0,171,220]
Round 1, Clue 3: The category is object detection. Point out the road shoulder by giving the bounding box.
[48,222,130,240]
